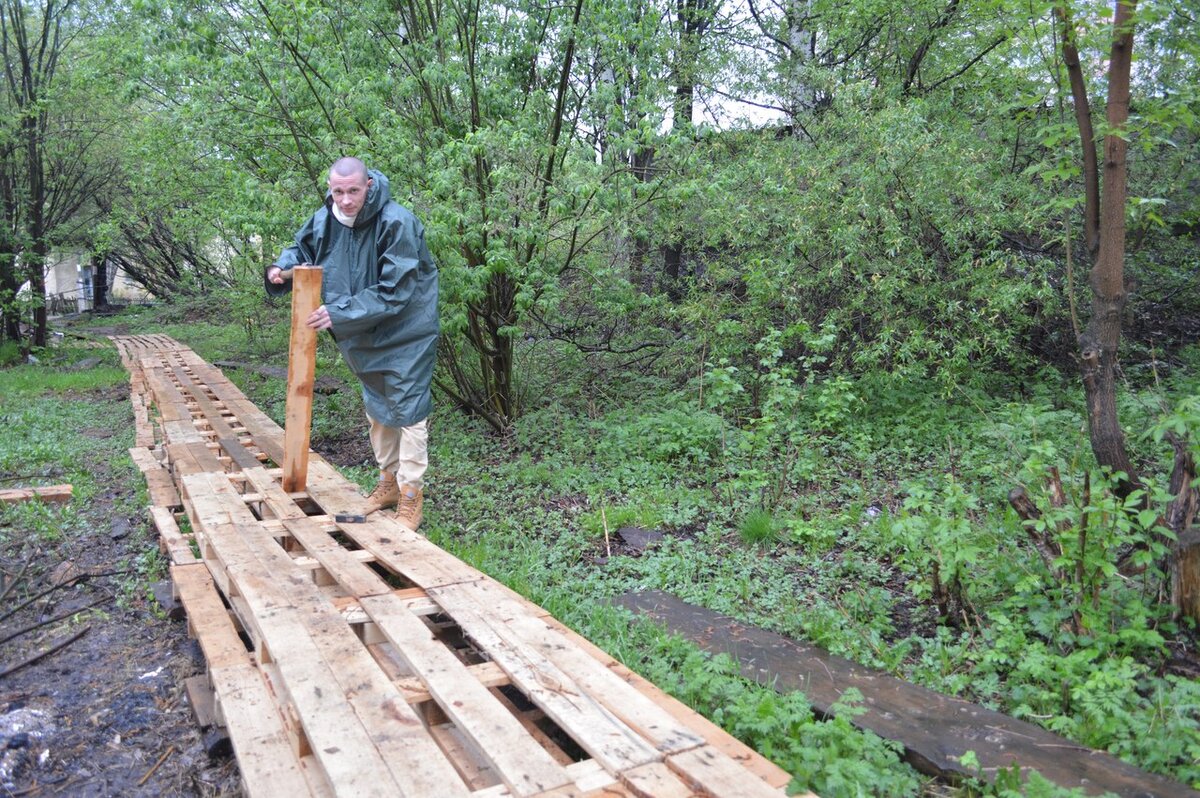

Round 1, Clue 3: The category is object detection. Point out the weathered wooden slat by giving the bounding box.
[390,659,510,704]
[618,762,694,798]
[141,361,192,423]
[432,580,705,757]
[425,585,662,774]
[282,266,322,492]
[128,447,182,507]
[359,592,573,795]
[150,505,198,565]
[212,655,328,798]
[665,746,785,798]
[167,440,225,476]
[539,612,794,792]
[171,563,253,673]
[0,484,73,505]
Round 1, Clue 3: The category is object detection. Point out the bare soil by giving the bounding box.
[0,385,240,798]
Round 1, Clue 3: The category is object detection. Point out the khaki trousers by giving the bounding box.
[367,415,428,488]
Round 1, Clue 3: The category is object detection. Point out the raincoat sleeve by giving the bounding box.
[325,214,427,337]
[264,216,319,298]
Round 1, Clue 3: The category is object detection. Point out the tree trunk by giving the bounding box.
[1070,0,1140,497]
[1055,3,1100,259]
[92,252,108,308]
[0,247,18,342]
[661,0,710,301]
[1172,528,1200,623]
[629,146,655,293]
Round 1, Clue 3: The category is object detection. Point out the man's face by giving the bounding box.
[328,171,371,217]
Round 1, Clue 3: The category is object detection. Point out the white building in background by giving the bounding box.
[42,251,149,315]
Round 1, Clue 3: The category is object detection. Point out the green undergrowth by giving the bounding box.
[417,339,1200,790]
[0,338,136,544]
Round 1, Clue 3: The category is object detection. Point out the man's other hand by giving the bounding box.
[307,305,333,331]
[267,266,288,284]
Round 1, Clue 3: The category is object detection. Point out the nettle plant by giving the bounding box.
[894,452,1174,650]
[703,320,852,515]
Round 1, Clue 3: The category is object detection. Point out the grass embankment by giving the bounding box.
[0,339,165,606]
[24,305,1200,796]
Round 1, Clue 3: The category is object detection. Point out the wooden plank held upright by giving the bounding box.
[282,265,323,493]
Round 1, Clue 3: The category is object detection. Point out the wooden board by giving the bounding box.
[128,446,181,507]
[360,592,573,795]
[282,265,322,492]
[0,484,73,504]
[618,590,1198,798]
[150,505,198,565]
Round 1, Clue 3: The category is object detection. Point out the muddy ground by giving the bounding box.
[0,384,241,798]
[0,356,379,798]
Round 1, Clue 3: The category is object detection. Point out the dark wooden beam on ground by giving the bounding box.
[213,361,344,394]
[616,590,1197,798]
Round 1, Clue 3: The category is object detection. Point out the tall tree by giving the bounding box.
[1056,0,1139,493]
[0,0,111,346]
[0,0,71,348]
[660,0,715,299]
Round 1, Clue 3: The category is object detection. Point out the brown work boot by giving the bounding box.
[363,471,399,514]
[394,485,423,531]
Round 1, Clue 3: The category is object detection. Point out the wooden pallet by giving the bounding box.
[112,335,799,798]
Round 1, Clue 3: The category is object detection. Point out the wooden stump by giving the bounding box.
[1173,527,1200,623]
[282,266,322,493]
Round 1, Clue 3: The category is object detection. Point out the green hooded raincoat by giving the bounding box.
[267,170,438,428]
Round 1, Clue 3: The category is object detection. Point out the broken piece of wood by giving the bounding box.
[0,484,73,505]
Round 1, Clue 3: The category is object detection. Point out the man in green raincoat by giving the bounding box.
[265,157,438,530]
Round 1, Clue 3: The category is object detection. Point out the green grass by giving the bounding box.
[0,359,126,396]
[738,508,777,545]
[0,340,136,547]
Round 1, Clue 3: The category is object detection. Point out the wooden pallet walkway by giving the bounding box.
[112,335,798,798]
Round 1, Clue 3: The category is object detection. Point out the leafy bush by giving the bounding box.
[0,339,20,367]
[625,405,725,465]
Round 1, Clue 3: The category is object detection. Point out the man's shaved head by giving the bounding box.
[328,157,373,219]
[330,157,369,182]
